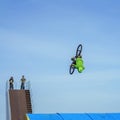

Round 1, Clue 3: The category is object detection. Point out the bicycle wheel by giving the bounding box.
[69,64,75,74]
[76,44,82,56]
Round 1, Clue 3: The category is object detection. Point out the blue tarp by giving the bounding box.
[26,113,120,120]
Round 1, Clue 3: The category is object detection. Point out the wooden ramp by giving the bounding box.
[9,90,32,120]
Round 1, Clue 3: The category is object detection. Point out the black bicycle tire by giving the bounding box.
[76,44,82,56]
[69,64,75,74]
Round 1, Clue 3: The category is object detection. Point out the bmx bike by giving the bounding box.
[69,44,82,75]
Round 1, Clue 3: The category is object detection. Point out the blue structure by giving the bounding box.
[26,113,120,120]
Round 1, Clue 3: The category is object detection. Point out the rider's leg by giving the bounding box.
[78,67,83,73]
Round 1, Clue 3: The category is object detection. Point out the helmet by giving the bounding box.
[71,57,75,61]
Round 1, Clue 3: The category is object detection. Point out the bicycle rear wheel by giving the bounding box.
[69,64,75,74]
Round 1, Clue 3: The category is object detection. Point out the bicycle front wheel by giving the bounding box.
[76,44,82,56]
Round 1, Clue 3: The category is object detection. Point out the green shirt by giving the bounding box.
[73,57,85,73]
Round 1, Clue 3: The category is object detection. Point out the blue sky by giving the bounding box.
[1,0,120,120]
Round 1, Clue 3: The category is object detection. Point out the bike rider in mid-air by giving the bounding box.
[71,55,85,73]
[69,44,85,74]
